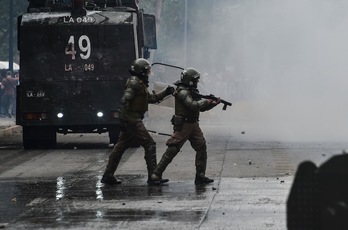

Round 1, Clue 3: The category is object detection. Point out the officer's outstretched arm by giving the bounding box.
[178,89,209,111]
[149,86,174,104]
[200,98,221,111]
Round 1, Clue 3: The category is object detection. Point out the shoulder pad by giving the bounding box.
[175,87,190,100]
[126,76,142,90]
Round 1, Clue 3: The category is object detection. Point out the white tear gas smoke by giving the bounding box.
[183,0,348,142]
[149,0,348,142]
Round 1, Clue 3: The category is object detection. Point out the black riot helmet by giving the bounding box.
[180,67,200,88]
[130,58,151,77]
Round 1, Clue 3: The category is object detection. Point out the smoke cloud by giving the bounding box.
[150,0,348,142]
[226,0,348,141]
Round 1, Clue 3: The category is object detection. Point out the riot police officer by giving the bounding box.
[101,58,174,185]
[151,67,221,185]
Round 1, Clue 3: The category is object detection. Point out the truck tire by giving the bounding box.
[108,125,120,146]
[23,126,57,149]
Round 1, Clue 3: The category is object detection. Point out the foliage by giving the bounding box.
[0,0,28,63]
[139,0,185,66]
[139,0,215,69]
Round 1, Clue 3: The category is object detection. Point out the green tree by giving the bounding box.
[139,0,216,69]
[140,0,185,65]
[0,0,28,63]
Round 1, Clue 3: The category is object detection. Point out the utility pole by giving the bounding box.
[9,0,14,72]
[183,0,187,67]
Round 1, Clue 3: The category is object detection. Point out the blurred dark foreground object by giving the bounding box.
[287,154,348,230]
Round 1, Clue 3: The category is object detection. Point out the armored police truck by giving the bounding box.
[17,0,157,149]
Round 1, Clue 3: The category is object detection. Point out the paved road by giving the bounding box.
[1,115,347,229]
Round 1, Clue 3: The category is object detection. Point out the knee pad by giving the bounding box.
[147,142,156,154]
[196,142,207,153]
[164,145,180,159]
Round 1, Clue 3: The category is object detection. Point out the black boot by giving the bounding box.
[194,174,214,185]
[146,151,169,185]
[148,172,169,185]
[101,175,122,185]
[102,149,123,185]
[144,143,169,185]
[147,177,169,185]
[150,146,179,184]
[150,166,170,185]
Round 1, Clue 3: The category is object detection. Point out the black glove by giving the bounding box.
[165,86,175,95]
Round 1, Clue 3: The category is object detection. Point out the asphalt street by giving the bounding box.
[0,106,347,229]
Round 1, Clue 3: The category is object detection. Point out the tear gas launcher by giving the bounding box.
[192,92,232,110]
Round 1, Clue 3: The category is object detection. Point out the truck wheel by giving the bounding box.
[23,126,57,149]
[108,125,120,146]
